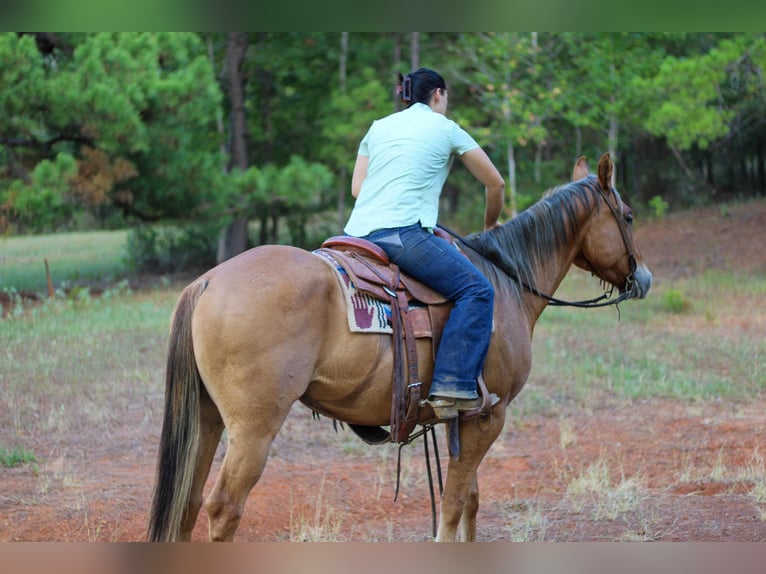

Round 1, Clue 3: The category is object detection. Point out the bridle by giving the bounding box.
[437,184,638,310]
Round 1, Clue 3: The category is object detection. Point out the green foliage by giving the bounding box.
[123,223,219,274]
[319,67,392,173]
[0,32,224,231]
[2,32,765,244]
[648,195,669,218]
[637,34,764,150]
[0,446,37,468]
[3,154,78,232]
[660,288,692,313]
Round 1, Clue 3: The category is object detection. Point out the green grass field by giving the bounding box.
[1,230,130,292]
[521,269,766,413]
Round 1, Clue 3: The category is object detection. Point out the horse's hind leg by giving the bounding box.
[179,389,224,541]
[204,415,288,541]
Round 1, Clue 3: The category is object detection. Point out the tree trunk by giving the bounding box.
[337,32,349,232]
[757,134,765,192]
[534,144,542,185]
[608,62,618,187]
[207,36,228,167]
[217,32,250,264]
[393,33,403,112]
[574,125,582,158]
[507,138,517,217]
[410,33,420,70]
[503,91,517,217]
[531,33,542,186]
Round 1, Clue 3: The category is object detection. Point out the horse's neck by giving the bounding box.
[518,214,588,325]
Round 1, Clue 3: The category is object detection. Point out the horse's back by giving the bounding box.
[197,244,338,307]
[188,245,347,394]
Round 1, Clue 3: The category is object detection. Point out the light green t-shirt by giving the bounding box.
[343,102,479,237]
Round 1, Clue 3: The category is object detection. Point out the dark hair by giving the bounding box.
[396,68,447,107]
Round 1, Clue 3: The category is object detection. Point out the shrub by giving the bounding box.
[648,195,669,219]
[0,446,37,468]
[661,288,691,313]
[124,223,218,274]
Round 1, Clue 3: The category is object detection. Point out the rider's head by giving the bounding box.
[397,68,448,113]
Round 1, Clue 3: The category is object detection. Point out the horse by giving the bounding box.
[147,153,652,542]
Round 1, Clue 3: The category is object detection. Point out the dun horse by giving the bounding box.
[148,153,652,541]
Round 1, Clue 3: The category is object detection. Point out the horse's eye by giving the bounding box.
[625,211,634,225]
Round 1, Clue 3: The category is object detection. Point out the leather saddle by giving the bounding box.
[315,232,455,444]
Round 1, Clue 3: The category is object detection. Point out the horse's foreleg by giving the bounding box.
[179,391,224,541]
[435,413,505,542]
[457,474,479,541]
[435,456,477,542]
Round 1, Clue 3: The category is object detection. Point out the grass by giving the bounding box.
[504,499,549,541]
[1,230,129,292]
[288,476,348,542]
[516,268,766,413]
[0,284,176,437]
[562,453,645,519]
[0,445,37,468]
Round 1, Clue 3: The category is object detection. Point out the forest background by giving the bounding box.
[1,32,764,273]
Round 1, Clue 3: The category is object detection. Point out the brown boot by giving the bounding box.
[422,394,498,420]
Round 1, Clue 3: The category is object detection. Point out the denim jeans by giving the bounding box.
[363,223,494,400]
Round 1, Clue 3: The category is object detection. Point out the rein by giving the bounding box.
[436,185,636,310]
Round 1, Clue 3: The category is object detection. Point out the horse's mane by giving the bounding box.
[461,175,601,305]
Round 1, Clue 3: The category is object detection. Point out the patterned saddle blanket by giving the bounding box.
[313,236,452,347]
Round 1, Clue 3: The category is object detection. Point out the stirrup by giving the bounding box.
[421,394,498,420]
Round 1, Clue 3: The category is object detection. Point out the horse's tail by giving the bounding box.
[147,279,208,542]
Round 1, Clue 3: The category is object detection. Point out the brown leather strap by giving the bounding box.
[349,251,398,293]
[388,290,404,441]
[396,291,422,442]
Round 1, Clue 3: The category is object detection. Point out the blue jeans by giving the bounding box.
[363,224,494,400]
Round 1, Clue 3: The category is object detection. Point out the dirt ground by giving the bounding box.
[2,199,765,542]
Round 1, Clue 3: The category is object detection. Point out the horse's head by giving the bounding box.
[571,153,652,300]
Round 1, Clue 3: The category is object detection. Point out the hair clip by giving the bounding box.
[401,74,413,102]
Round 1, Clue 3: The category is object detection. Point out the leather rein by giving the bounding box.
[437,185,638,310]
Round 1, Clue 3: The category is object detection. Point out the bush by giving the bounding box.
[661,288,691,313]
[648,195,669,219]
[124,223,219,274]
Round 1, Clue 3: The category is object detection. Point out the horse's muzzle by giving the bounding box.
[630,264,652,299]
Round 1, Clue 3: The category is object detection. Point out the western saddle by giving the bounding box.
[315,230,492,445]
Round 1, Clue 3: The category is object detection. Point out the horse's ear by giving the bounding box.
[597,153,613,192]
[572,156,589,181]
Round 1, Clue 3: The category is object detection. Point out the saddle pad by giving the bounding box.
[314,250,427,334]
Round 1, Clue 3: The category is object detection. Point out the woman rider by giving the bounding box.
[343,68,505,420]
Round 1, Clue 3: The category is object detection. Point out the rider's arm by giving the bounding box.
[459,147,505,231]
[351,154,369,198]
